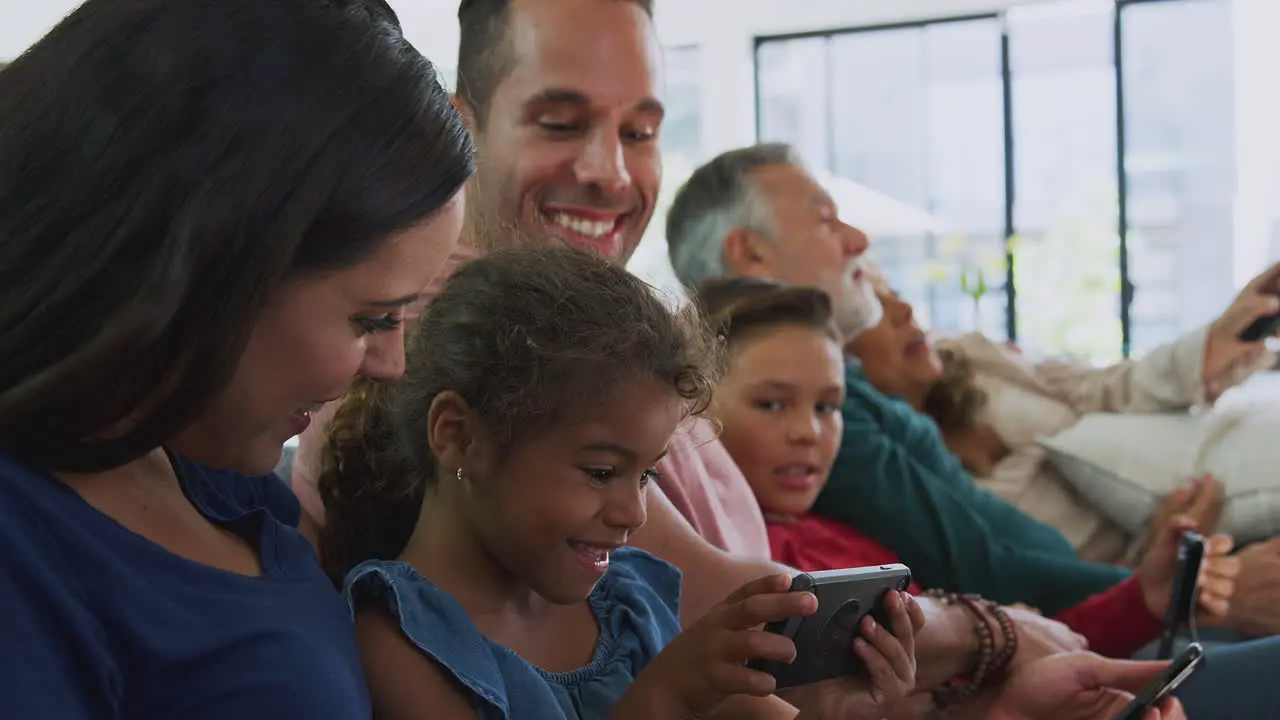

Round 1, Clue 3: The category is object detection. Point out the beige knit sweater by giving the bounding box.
[935,328,1264,564]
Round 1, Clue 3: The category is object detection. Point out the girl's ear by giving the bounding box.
[427,390,474,472]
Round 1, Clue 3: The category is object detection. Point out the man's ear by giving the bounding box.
[427,390,475,472]
[450,93,478,136]
[721,227,774,279]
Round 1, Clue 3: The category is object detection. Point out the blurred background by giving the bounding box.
[4,0,1278,363]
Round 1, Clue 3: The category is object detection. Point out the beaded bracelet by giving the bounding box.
[980,600,1018,682]
[922,590,1019,706]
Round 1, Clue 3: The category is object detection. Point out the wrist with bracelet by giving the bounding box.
[922,590,1019,707]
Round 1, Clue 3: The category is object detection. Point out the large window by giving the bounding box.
[759,20,1009,339]
[756,0,1243,361]
[1008,3,1122,360]
[1121,0,1236,356]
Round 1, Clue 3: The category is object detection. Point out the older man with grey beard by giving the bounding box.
[665,142,1135,613]
[667,143,883,340]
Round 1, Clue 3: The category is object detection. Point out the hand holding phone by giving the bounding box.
[1112,642,1203,720]
[747,564,913,689]
[986,651,1190,720]
[1157,530,1204,660]
[1237,307,1280,342]
[617,572,814,718]
[1234,264,1280,342]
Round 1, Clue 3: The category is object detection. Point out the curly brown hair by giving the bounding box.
[316,245,719,582]
[922,345,988,433]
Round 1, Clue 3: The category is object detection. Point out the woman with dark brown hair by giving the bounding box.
[0,0,473,715]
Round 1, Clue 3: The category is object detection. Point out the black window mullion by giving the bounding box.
[1000,22,1018,343]
[1114,2,1135,358]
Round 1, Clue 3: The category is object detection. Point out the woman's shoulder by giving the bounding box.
[0,452,59,512]
[0,454,88,577]
[0,454,111,562]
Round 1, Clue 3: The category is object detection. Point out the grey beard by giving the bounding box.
[836,281,885,341]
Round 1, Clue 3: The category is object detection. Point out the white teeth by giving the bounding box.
[549,211,614,238]
[573,542,611,562]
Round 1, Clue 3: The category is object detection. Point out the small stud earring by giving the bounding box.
[456,468,464,483]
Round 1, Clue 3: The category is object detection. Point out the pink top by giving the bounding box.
[654,418,772,560]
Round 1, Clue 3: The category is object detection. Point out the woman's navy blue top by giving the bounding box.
[0,452,370,719]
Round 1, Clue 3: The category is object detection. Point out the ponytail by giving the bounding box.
[316,376,427,584]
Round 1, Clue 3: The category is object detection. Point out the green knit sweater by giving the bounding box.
[812,363,1130,614]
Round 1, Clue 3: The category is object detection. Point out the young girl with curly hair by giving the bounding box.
[316,247,920,719]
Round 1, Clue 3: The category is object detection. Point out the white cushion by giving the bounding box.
[1039,379,1280,544]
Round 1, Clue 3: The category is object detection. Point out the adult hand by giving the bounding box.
[1003,606,1088,674]
[782,590,924,720]
[1220,537,1280,636]
[614,572,815,718]
[1204,262,1280,391]
[1137,514,1238,620]
[984,652,1185,720]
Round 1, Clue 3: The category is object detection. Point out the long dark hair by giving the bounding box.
[0,0,474,472]
[318,246,718,582]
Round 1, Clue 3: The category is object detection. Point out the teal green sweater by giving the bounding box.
[812,363,1130,615]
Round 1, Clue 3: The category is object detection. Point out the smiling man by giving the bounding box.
[288,2,1116,717]
[454,0,661,262]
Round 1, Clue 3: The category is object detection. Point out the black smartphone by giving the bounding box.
[746,564,912,690]
[1111,642,1205,720]
[1157,530,1204,660]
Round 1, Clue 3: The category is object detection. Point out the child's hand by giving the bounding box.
[612,572,815,719]
[1137,514,1238,620]
[780,590,923,719]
